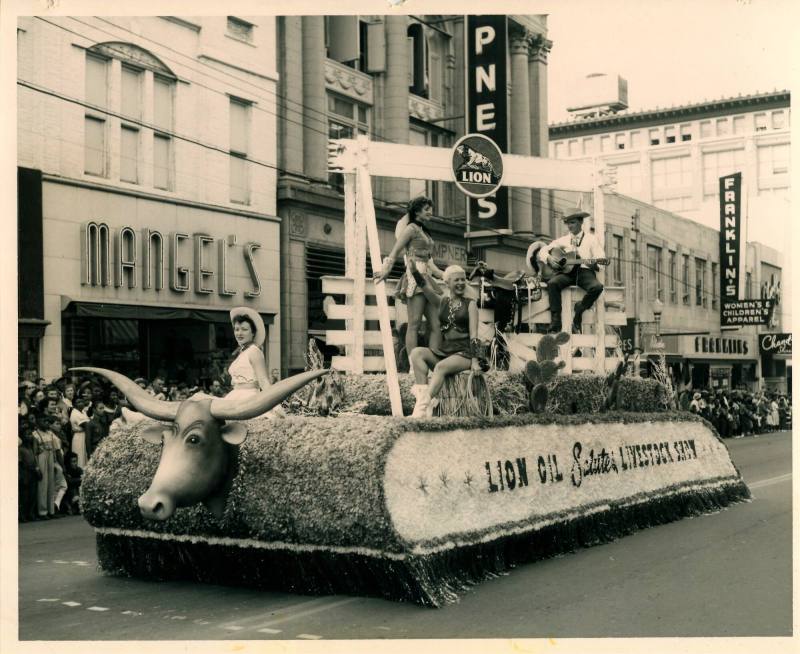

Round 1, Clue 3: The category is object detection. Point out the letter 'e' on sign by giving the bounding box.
[452,133,504,199]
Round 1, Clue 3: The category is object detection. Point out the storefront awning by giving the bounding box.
[61,299,275,325]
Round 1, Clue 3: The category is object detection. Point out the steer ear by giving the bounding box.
[220,422,248,446]
[139,424,168,445]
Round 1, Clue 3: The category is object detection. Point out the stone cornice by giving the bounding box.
[409,94,444,123]
[324,59,374,105]
[550,90,791,137]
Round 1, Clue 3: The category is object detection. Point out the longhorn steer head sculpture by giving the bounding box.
[70,367,327,521]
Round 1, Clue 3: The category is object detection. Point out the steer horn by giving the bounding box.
[70,367,180,421]
[210,369,328,420]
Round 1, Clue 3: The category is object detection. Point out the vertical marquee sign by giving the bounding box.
[465,15,509,235]
[719,172,742,303]
[718,172,773,326]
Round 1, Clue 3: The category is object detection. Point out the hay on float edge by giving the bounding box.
[82,412,751,606]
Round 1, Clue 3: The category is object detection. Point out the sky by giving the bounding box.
[545,0,798,122]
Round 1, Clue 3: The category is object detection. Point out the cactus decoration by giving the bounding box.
[524,332,571,412]
[604,352,630,411]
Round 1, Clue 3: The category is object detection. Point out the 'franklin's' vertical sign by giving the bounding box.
[719,173,742,302]
[465,15,509,234]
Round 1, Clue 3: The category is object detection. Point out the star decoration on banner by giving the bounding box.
[463,472,474,488]
[417,477,428,494]
[439,472,449,488]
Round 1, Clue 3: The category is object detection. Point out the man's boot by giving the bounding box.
[411,384,431,418]
[547,313,562,334]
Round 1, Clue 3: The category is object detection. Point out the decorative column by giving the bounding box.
[301,16,327,182]
[528,35,552,236]
[383,15,410,204]
[281,17,304,176]
[509,31,532,235]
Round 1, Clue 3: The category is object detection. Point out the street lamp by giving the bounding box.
[652,298,664,348]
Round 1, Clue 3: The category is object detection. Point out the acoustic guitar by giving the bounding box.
[539,245,609,281]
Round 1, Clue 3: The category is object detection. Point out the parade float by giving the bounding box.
[78,136,750,606]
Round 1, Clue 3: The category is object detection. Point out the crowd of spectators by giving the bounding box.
[18,368,791,523]
[678,387,792,438]
[17,372,235,523]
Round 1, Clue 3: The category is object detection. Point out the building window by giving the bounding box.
[700,121,712,138]
[649,128,660,146]
[757,143,790,191]
[153,76,174,190]
[647,245,663,302]
[85,54,108,177]
[326,16,368,72]
[771,111,785,129]
[153,134,171,190]
[711,262,719,310]
[754,113,767,131]
[680,124,692,142]
[695,258,706,307]
[229,98,251,204]
[614,161,642,196]
[120,66,142,184]
[615,133,626,150]
[600,135,612,152]
[568,139,580,157]
[427,30,448,103]
[630,131,641,149]
[327,93,370,191]
[733,115,746,134]
[651,155,693,211]
[702,148,745,198]
[120,126,139,183]
[665,126,676,144]
[553,142,564,158]
[227,16,254,43]
[85,116,106,177]
[582,137,594,155]
[716,118,729,136]
[407,22,429,97]
[682,254,690,305]
[669,251,677,303]
[611,234,623,284]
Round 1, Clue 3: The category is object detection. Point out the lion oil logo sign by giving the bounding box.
[451,133,504,199]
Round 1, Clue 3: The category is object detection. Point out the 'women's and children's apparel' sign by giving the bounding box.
[464,15,508,234]
[718,173,772,326]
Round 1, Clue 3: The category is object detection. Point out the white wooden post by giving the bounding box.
[593,159,608,374]
[342,173,365,373]
[355,148,403,417]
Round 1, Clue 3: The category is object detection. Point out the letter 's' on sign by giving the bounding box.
[465,15,508,234]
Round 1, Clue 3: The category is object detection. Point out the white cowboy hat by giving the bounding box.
[525,241,547,275]
[229,307,266,347]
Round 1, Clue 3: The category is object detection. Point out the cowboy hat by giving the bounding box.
[525,241,547,275]
[230,307,266,347]
[562,207,590,222]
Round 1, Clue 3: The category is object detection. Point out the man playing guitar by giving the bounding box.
[535,207,608,334]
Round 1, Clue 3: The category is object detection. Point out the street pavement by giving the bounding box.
[17,430,792,641]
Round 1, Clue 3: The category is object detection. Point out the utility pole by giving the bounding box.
[631,209,641,352]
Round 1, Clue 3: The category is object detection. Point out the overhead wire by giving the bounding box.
[20,19,781,312]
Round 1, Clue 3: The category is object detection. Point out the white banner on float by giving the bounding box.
[383,421,740,546]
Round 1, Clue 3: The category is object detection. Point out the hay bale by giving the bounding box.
[82,412,749,606]
[545,374,607,415]
[616,377,670,412]
[434,372,492,418]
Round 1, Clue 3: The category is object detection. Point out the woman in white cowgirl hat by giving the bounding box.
[226,307,285,417]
